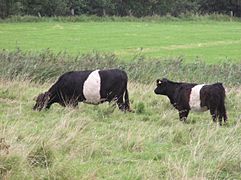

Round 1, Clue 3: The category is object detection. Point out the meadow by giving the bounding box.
[1,19,241,63]
[0,77,241,179]
[1,18,241,179]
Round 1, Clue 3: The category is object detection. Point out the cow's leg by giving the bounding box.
[179,109,189,122]
[218,114,223,126]
[217,103,228,126]
[108,98,117,108]
[222,102,228,123]
[66,98,79,108]
[45,95,68,109]
[44,94,56,110]
[223,106,228,123]
[45,103,52,109]
[72,101,79,108]
[209,108,217,123]
[58,101,66,107]
[216,106,223,126]
[116,95,125,111]
[124,89,131,112]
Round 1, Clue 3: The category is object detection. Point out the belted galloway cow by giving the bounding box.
[154,78,227,125]
[33,69,131,111]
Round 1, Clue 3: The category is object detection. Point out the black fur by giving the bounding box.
[33,69,131,112]
[154,78,227,125]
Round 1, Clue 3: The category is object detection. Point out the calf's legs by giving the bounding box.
[218,103,228,126]
[209,103,227,126]
[209,108,217,123]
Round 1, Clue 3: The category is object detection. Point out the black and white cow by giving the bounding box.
[33,69,131,111]
[154,78,227,125]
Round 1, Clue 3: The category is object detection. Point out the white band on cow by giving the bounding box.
[189,84,206,111]
[83,70,101,104]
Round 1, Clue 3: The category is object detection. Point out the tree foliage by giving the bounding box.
[0,0,241,18]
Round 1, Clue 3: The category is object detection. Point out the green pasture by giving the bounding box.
[1,19,241,179]
[1,80,241,179]
[1,20,241,63]
[0,50,241,179]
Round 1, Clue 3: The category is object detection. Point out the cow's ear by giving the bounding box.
[156,79,162,85]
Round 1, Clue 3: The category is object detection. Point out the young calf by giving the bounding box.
[33,69,131,112]
[154,78,227,125]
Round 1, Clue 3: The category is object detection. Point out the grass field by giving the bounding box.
[0,50,241,179]
[1,20,241,63]
[1,80,241,179]
[1,18,241,179]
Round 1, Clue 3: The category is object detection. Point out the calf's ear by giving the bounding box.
[156,79,162,85]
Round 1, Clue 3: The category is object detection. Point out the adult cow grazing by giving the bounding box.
[33,69,131,112]
[154,78,227,125]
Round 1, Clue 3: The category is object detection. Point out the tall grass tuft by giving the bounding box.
[27,142,54,168]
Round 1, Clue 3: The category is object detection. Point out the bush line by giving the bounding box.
[0,14,240,23]
[0,49,240,85]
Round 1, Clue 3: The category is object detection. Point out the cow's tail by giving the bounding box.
[217,83,227,123]
[124,88,131,112]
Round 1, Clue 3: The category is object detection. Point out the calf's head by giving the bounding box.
[33,92,50,111]
[154,78,169,95]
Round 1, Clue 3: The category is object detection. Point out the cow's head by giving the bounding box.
[154,78,169,95]
[33,92,50,111]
